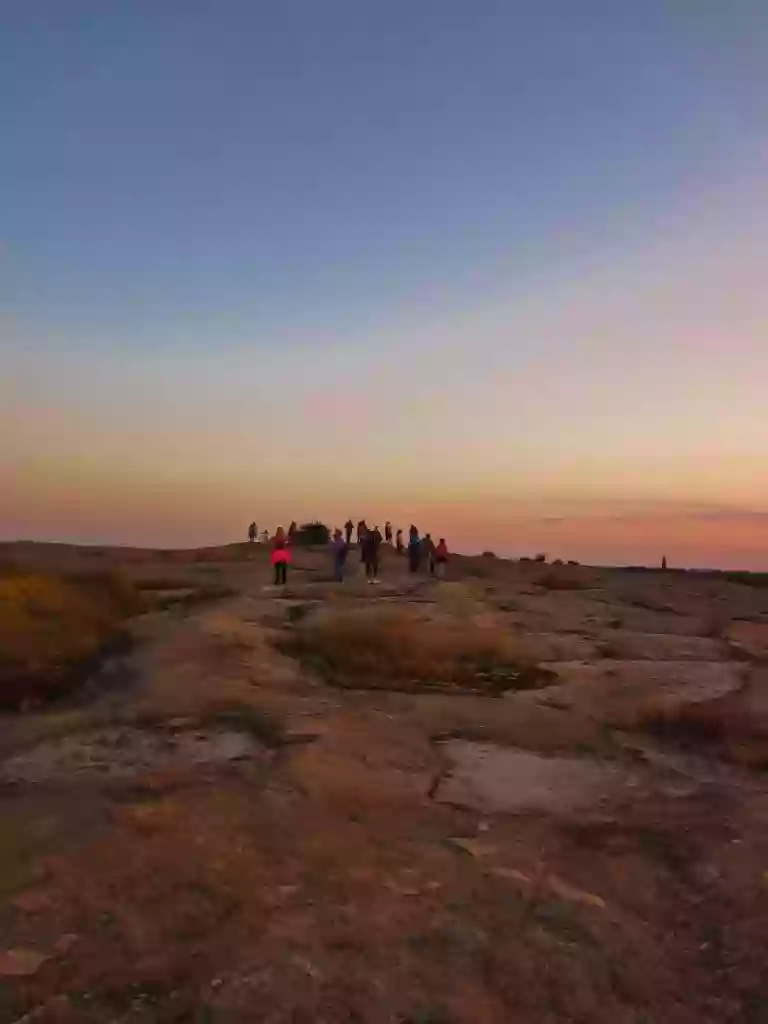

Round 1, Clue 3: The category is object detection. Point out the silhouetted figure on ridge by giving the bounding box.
[408,525,421,574]
[345,519,354,546]
[362,525,383,584]
[248,522,257,543]
[423,533,436,576]
[331,529,348,583]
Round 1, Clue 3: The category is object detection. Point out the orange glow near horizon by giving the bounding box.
[4,464,768,569]
[3,163,767,568]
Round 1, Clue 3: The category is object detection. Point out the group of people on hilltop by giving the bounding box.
[332,520,449,585]
[252,518,449,587]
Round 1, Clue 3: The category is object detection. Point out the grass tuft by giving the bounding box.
[278,607,554,695]
[625,694,768,770]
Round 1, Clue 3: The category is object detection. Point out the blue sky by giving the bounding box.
[3,1,768,564]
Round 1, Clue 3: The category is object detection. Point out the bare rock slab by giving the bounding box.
[434,740,634,815]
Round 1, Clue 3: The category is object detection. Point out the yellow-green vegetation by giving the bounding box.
[0,570,142,707]
[280,607,553,694]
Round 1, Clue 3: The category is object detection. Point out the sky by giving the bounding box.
[2,0,767,568]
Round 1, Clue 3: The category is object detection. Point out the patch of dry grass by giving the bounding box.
[534,567,590,591]
[279,607,554,695]
[0,570,142,707]
[626,692,768,770]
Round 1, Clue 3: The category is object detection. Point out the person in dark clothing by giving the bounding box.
[395,528,404,554]
[384,521,393,545]
[357,520,368,561]
[248,522,257,543]
[288,521,298,541]
[345,519,354,546]
[407,526,421,574]
[362,525,382,583]
[331,529,348,582]
[423,533,436,576]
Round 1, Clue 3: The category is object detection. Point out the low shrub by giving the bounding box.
[294,521,331,546]
[722,571,768,590]
[626,694,768,770]
[0,571,143,708]
[535,569,587,591]
[278,608,553,695]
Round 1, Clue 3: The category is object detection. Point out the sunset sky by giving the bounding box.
[2,2,767,567]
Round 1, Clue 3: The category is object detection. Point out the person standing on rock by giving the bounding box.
[362,525,382,583]
[434,538,449,579]
[385,521,393,545]
[271,526,290,586]
[423,533,436,576]
[248,522,257,543]
[357,520,368,562]
[331,529,348,583]
[396,528,404,555]
[408,525,421,574]
[345,519,354,546]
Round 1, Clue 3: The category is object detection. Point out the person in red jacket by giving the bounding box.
[434,538,449,579]
[271,526,290,586]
